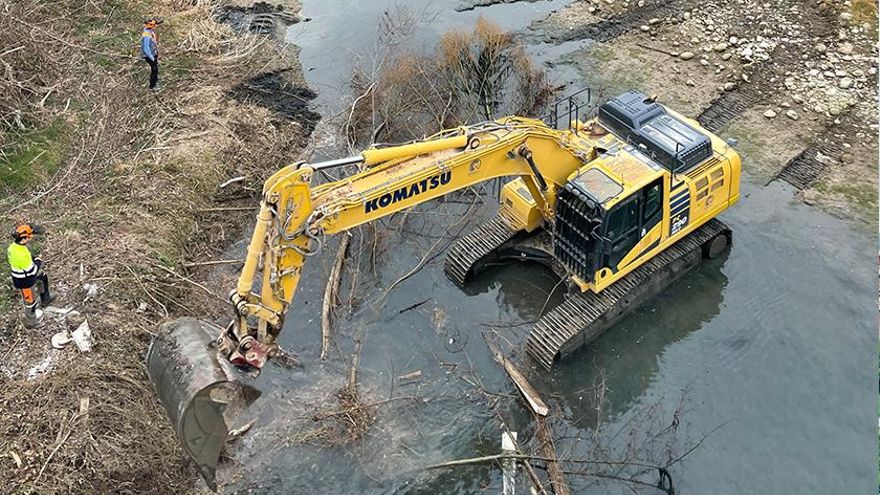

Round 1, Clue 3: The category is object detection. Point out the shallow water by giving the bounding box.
[221,2,876,493]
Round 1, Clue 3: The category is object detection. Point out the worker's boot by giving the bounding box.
[20,288,43,328]
[35,275,55,305]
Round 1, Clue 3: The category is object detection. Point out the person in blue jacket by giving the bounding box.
[141,17,163,91]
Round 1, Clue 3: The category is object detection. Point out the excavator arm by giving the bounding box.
[219,118,593,370]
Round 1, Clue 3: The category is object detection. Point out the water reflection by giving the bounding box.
[538,254,729,428]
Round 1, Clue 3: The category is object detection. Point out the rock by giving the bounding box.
[640,25,650,32]
[729,36,739,45]
[763,109,777,118]
[721,52,732,61]
[839,77,853,89]
[786,110,798,120]
[723,82,735,91]
[588,6,597,13]
[792,94,804,103]
[815,43,827,53]
[781,102,791,108]
[740,46,753,59]
[741,73,750,82]
[823,71,835,78]
[837,42,853,55]
[649,17,661,25]
[72,320,93,353]
[840,12,853,22]
[870,67,878,76]
[670,51,680,57]
[700,59,710,66]
[714,42,728,52]
[679,51,695,60]
[835,69,847,77]
[686,79,696,86]
[683,12,691,21]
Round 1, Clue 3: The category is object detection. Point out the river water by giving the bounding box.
[220,1,876,493]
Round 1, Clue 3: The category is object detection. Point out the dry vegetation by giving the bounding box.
[346,15,555,148]
[0,1,315,492]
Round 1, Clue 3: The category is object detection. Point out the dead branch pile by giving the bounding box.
[0,1,316,493]
[346,16,555,147]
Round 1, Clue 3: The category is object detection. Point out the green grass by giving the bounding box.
[0,121,70,191]
[0,262,10,314]
[850,0,878,40]
[813,179,879,224]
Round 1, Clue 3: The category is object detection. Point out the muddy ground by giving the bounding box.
[527,0,878,228]
[0,0,315,493]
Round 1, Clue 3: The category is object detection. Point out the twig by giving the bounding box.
[151,263,228,304]
[0,45,24,58]
[321,233,351,360]
[181,259,244,267]
[197,206,256,212]
[219,176,246,188]
[396,297,431,315]
[125,266,169,318]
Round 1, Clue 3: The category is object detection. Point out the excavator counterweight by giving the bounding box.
[145,90,741,489]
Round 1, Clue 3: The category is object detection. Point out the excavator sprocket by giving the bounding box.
[146,318,260,490]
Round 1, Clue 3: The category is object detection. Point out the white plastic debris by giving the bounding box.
[71,320,93,352]
[27,354,54,379]
[51,331,72,349]
[44,306,74,316]
[83,283,99,301]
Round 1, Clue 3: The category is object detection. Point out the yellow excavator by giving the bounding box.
[146,90,740,488]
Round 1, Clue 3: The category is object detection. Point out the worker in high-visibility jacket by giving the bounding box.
[7,223,54,327]
[141,17,163,91]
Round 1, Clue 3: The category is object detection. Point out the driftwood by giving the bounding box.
[321,233,351,360]
[493,352,548,416]
[486,339,569,495]
[536,417,570,495]
[181,259,244,267]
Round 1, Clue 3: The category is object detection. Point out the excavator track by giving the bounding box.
[444,216,520,287]
[526,219,730,370]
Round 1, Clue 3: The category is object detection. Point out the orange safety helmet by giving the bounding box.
[10,223,44,243]
[143,16,163,29]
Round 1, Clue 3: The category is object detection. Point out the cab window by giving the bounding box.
[642,180,662,225]
[606,198,638,240]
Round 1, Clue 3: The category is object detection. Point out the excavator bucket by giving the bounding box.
[146,318,260,491]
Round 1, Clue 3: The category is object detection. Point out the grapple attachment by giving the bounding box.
[146,318,260,491]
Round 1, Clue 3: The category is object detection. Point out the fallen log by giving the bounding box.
[485,339,569,495]
[321,233,351,360]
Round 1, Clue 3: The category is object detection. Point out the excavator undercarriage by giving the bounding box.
[444,214,731,370]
